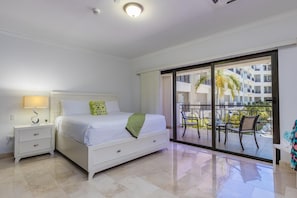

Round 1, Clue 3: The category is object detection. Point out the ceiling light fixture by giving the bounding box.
[123,2,143,18]
[92,8,101,15]
[212,0,238,4]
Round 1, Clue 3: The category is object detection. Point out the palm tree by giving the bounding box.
[195,69,241,103]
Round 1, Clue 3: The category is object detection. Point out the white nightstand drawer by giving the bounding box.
[19,127,51,142]
[19,138,51,153]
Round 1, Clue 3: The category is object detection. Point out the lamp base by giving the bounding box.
[31,109,39,125]
[31,117,40,125]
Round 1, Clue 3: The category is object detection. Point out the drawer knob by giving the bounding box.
[117,149,121,153]
[33,133,39,136]
[153,140,157,143]
[33,144,39,147]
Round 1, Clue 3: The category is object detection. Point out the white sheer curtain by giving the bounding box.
[140,70,161,114]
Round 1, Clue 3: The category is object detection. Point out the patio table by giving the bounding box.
[217,123,227,143]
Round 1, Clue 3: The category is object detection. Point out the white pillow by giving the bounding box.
[60,100,90,116]
[105,100,120,113]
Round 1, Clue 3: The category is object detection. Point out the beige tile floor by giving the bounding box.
[0,142,296,198]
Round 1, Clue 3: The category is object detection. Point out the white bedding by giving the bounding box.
[55,112,166,146]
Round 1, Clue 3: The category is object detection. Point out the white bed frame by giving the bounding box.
[50,91,169,180]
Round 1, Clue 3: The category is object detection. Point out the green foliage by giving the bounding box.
[220,102,272,129]
[195,69,241,100]
[244,101,272,121]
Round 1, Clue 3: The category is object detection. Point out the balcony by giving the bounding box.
[176,103,273,160]
[173,126,272,159]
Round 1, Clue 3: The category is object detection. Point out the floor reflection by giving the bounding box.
[168,142,295,197]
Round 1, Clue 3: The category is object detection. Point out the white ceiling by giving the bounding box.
[1,0,297,59]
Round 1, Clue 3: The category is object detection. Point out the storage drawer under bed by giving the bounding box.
[91,132,168,165]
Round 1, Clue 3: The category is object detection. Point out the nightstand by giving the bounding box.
[14,124,55,163]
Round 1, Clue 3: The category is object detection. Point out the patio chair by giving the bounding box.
[226,115,260,150]
[181,111,200,138]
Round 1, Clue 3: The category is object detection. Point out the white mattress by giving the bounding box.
[55,112,166,146]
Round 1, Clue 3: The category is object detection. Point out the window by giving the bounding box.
[177,75,190,83]
[254,75,261,82]
[255,86,261,93]
[263,64,272,71]
[264,75,272,82]
[264,86,272,94]
[255,65,261,71]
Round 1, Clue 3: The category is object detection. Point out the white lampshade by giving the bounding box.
[123,2,143,18]
[23,96,49,109]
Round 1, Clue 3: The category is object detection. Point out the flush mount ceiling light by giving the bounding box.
[123,2,143,18]
[212,0,238,4]
[92,8,101,15]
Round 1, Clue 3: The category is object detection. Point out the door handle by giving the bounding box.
[265,97,277,104]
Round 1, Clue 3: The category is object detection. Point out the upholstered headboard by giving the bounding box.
[50,91,118,122]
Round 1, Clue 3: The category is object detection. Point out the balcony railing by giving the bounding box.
[179,103,272,130]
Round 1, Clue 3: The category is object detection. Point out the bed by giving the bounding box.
[50,91,169,180]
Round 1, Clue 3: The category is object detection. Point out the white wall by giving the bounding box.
[279,45,297,138]
[278,45,297,161]
[131,9,297,73]
[0,33,135,154]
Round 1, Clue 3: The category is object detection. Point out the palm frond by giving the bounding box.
[229,74,241,91]
[194,69,242,101]
[195,75,208,91]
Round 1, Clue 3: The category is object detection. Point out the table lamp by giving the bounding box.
[23,96,49,125]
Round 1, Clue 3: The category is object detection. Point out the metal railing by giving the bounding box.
[179,103,272,131]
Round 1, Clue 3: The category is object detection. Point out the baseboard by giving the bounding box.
[0,152,13,159]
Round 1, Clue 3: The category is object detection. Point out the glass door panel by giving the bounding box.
[175,66,212,147]
[214,56,274,160]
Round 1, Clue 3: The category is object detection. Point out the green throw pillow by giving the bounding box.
[89,100,107,115]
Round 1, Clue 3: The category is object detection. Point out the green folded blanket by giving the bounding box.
[125,113,145,138]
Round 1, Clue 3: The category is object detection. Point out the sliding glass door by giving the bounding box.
[175,66,212,147]
[162,51,279,161]
[214,55,277,160]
